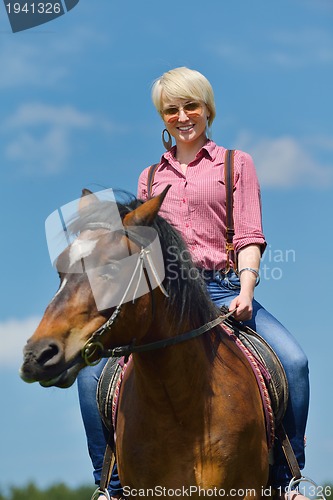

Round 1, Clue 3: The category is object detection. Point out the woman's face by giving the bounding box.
[161,96,210,147]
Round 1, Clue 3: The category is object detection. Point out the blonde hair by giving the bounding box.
[151,67,216,127]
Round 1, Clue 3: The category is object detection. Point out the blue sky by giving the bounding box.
[0,0,332,492]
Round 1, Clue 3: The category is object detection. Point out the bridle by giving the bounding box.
[79,222,234,366]
[81,243,169,365]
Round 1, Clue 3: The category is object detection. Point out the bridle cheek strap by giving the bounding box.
[81,247,168,366]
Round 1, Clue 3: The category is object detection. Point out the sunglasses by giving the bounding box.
[162,101,204,123]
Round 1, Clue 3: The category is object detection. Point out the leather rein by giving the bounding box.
[80,223,234,366]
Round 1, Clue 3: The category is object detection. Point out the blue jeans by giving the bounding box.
[77,359,123,497]
[78,270,309,490]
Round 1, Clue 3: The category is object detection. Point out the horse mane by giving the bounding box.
[69,191,221,345]
[122,195,221,328]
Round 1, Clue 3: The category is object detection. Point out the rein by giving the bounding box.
[83,307,234,365]
[97,310,234,359]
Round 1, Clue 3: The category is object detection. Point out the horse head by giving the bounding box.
[20,187,170,388]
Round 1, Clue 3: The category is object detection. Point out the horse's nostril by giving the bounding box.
[36,341,62,367]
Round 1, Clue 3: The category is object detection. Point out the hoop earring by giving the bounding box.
[162,129,172,151]
[206,117,212,140]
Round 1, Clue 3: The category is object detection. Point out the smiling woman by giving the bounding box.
[134,66,310,498]
[152,67,216,171]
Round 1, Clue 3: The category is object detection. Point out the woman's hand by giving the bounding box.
[231,244,261,321]
[229,292,253,321]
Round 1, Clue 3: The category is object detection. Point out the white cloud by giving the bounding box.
[0,316,40,368]
[237,132,333,188]
[0,40,67,88]
[3,102,114,175]
[297,0,333,12]
[269,28,333,68]
[0,26,109,89]
[211,27,333,69]
[6,103,94,129]
[6,127,70,175]
[307,135,333,152]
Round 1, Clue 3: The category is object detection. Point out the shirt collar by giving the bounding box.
[160,139,219,167]
[202,140,218,161]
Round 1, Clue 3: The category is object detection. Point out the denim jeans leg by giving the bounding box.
[205,273,309,488]
[77,359,123,496]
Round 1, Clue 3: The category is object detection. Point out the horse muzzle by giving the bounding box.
[20,337,83,388]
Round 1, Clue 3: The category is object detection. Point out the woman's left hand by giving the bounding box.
[229,293,253,321]
[232,244,261,321]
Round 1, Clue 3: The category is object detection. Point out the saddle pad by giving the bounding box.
[220,306,289,427]
[221,322,275,447]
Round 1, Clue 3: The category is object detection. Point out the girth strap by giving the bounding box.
[276,423,302,480]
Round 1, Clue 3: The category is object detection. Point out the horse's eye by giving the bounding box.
[99,273,111,281]
[99,262,120,280]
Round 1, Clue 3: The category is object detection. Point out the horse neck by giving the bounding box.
[130,296,216,411]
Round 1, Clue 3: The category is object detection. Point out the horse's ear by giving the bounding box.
[79,188,99,212]
[123,185,171,227]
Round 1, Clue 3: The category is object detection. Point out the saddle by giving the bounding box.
[97,356,125,435]
[220,305,289,428]
[97,312,289,440]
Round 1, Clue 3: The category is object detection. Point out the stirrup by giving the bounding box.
[91,487,111,500]
[286,476,327,500]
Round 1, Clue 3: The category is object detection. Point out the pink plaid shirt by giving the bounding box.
[137,140,266,271]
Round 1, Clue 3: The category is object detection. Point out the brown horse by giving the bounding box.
[20,188,269,498]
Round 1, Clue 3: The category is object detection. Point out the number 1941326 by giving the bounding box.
[5,2,62,14]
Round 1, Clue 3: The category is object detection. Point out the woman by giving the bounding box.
[79,67,310,498]
[138,67,310,496]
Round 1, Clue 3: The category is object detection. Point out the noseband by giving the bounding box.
[80,223,234,365]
